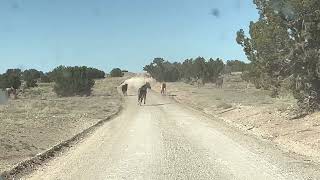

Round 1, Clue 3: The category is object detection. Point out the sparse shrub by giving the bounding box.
[110,68,124,77]
[53,66,95,97]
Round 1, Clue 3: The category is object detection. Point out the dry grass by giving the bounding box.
[0,77,125,172]
[162,74,320,162]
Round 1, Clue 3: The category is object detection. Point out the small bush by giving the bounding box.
[53,66,95,97]
[110,68,124,77]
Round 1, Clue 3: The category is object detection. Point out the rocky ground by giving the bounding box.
[0,77,125,173]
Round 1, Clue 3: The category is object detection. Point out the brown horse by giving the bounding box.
[160,83,166,95]
[121,84,128,96]
[138,82,151,105]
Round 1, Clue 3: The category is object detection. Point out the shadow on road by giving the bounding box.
[142,103,171,107]
[124,95,137,97]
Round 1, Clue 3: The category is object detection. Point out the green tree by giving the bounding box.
[180,59,194,81]
[144,57,227,83]
[237,0,320,112]
[87,68,105,79]
[110,68,124,77]
[226,60,250,72]
[206,58,224,82]
[193,57,207,81]
[0,69,22,89]
[143,58,181,82]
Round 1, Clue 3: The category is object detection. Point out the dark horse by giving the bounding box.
[138,82,151,105]
[121,83,128,96]
[160,82,166,95]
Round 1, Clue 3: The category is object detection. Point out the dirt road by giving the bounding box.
[25,79,320,180]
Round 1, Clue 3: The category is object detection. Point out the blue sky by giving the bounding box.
[0,0,258,73]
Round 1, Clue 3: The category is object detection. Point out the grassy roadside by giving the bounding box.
[0,77,126,173]
[159,74,320,162]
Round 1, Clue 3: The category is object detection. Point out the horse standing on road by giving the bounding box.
[138,82,151,105]
[160,82,166,95]
[121,83,128,96]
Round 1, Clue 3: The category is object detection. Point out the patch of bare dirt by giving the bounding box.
[0,77,125,173]
[158,73,320,162]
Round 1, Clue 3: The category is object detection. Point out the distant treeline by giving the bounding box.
[0,66,124,97]
[143,57,250,83]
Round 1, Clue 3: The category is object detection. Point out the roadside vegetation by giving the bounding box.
[0,77,124,173]
[0,65,109,98]
[0,65,126,173]
[145,0,320,115]
[236,0,320,114]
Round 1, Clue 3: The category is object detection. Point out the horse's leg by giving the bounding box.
[138,91,143,105]
[144,93,146,104]
[138,95,141,105]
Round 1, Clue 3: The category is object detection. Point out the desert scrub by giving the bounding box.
[52,66,95,97]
